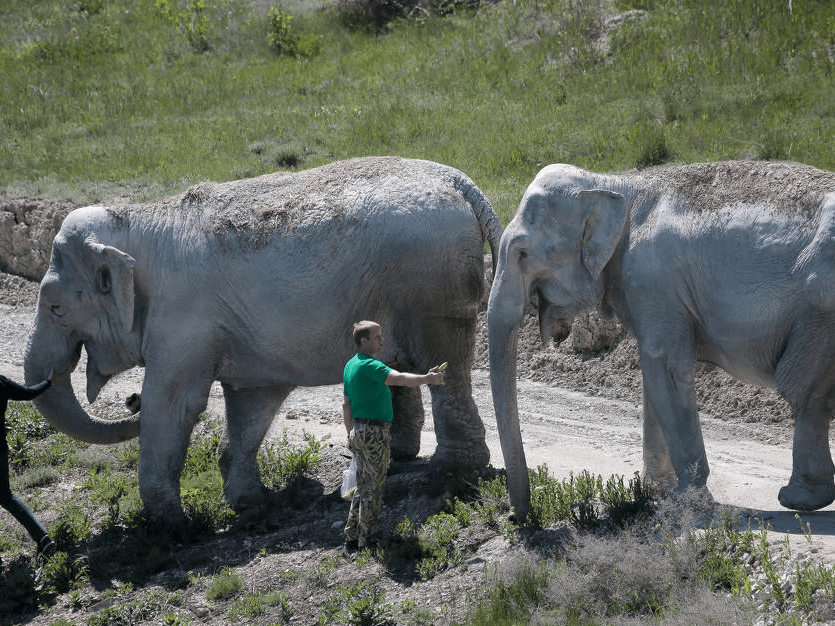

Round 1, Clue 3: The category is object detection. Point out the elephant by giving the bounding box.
[24,156,502,520]
[487,159,835,519]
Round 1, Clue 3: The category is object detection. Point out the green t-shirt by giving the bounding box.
[343,353,393,423]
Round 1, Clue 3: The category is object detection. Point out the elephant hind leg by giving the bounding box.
[775,328,835,511]
[220,384,293,510]
[390,385,424,460]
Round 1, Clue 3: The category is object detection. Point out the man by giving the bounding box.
[1,374,55,556]
[343,321,444,552]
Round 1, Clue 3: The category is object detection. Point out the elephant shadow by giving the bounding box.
[732,507,835,538]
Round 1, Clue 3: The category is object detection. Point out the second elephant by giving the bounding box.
[488,159,835,519]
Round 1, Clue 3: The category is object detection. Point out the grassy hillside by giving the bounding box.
[1,0,834,222]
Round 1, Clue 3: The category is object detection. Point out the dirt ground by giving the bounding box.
[3,267,835,623]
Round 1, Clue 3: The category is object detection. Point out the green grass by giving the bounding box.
[2,0,833,221]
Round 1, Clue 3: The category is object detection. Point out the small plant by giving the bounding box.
[206,571,244,601]
[6,401,55,468]
[38,551,89,596]
[86,590,166,626]
[48,497,93,550]
[322,581,394,626]
[84,468,136,527]
[415,512,462,579]
[155,0,210,52]
[635,121,671,169]
[228,589,290,620]
[258,429,326,488]
[161,613,190,626]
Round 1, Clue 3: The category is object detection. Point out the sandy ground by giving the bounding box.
[3,279,835,563]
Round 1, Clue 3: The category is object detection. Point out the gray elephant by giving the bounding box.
[24,156,502,520]
[488,160,835,519]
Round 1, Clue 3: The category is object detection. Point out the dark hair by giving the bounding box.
[352,320,379,347]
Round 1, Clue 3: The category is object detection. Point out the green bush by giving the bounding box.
[528,467,655,530]
[266,6,321,57]
[206,572,244,601]
[258,429,325,489]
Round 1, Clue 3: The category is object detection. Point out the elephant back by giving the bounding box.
[639,160,835,218]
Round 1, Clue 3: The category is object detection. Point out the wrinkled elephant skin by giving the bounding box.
[488,160,835,519]
[25,157,502,520]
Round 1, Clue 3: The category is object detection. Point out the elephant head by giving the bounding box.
[24,208,141,443]
[487,165,628,519]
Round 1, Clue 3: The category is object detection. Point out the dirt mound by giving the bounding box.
[0,198,76,281]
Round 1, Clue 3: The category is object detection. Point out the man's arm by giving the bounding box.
[343,394,354,436]
[385,367,444,388]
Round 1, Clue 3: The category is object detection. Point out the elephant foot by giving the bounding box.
[643,466,677,494]
[430,440,490,471]
[224,478,267,511]
[670,484,716,513]
[778,478,835,511]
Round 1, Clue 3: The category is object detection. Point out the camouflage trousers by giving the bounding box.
[344,420,390,547]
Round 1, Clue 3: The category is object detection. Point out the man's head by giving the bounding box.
[353,320,383,356]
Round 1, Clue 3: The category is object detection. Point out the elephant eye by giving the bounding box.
[97,266,112,294]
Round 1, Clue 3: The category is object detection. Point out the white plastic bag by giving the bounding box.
[341,456,357,500]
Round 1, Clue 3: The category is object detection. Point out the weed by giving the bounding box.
[415,512,462,579]
[84,468,137,528]
[37,551,89,596]
[206,571,244,601]
[528,467,654,530]
[228,589,290,619]
[161,613,190,626]
[636,121,672,168]
[86,589,166,626]
[258,429,326,489]
[467,557,549,626]
[322,581,395,626]
[17,466,59,490]
[48,497,93,550]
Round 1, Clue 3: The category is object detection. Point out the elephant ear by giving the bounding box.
[578,189,627,279]
[85,237,136,333]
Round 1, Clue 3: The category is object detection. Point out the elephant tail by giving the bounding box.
[447,170,503,276]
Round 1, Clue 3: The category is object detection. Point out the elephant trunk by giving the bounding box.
[24,326,139,444]
[487,261,532,520]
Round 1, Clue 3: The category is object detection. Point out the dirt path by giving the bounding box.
[4,280,835,563]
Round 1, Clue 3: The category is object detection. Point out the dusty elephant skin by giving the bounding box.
[23,156,502,520]
[488,159,835,519]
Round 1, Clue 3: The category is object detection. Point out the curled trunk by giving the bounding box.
[24,331,139,444]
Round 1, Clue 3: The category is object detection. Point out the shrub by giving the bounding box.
[266,6,321,58]
[528,467,655,530]
[258,429,325,489]
[636,121,672,168]
[206,572,244,601]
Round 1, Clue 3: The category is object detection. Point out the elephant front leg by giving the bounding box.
[219,384,293,510]
[137,382,210,521]
[390,385,424,460]
[638,344,709,494]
